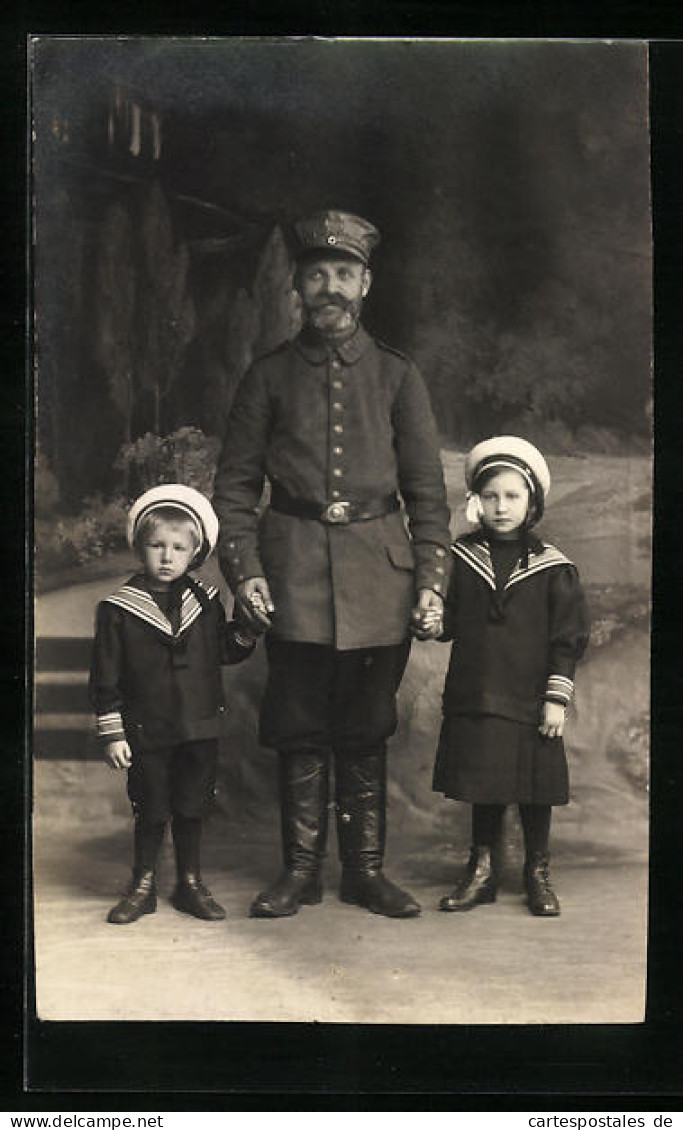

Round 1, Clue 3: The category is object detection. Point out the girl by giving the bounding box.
[427,437,590,916]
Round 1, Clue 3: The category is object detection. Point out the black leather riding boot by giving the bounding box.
[336,747,420,918]
[250,749,329,918]
[439,845,498,911]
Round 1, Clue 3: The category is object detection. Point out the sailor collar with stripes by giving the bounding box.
[452,532,573,593]
[102,574,218,639]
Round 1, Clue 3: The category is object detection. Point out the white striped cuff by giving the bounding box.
[95,711,125,741]
[545,675,574,706]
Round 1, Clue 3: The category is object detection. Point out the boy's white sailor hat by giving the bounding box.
[127,484,219,566]
[465,436,551,502]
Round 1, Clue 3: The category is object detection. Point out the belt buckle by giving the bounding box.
[322,500,351,524]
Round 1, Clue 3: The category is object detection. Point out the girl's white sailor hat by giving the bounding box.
[465,436,551,503]
[127,483,219,565]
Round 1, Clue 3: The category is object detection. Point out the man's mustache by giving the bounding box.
[310,294,356,311]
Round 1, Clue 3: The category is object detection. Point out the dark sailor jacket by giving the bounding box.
[440,532,590,725]
[88,574,255,751]
[212,325,452,650]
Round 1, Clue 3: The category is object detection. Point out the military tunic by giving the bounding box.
[213,325,452,650]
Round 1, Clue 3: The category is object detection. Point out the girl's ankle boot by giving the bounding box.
[524,851,560,916]
[439,846,497,912]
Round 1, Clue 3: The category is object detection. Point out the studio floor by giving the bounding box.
[32,773,648,1025]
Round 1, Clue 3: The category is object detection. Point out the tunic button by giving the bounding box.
[331,359,341,369]
[332,468,343,477]
[333,402,343,411]
[331,490,341,499]
[434,582,442,592]
[333,446,343,455]
[436,548,446,558]
[332,379,343,389]
[340,812,352,824]
[436,565,445,575]
[333,424,344,434]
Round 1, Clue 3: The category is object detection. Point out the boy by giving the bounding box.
[89,484,261,924]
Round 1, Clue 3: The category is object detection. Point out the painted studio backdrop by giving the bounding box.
[32,39,651,1026]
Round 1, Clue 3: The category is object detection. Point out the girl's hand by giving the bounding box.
[539,701,566,739]
[409,589,444,640]
[105,740,133,770]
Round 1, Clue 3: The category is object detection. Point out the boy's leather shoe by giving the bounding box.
[340,871,420,917]
[172,874,226,920]
[107,869,157,924]
[250,870,322,917]
[524,853,561,916]
[439,846,497,912]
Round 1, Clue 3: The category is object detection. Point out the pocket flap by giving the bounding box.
[386,542,415,571]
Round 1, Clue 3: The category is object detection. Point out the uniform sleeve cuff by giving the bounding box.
[95,712,125,742]
[545,676,574,706]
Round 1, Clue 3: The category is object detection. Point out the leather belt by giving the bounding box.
[270,484,400,525]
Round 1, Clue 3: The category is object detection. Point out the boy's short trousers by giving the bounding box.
[127,738,219,822]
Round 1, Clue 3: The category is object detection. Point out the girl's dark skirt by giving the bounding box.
[432,713,569,806]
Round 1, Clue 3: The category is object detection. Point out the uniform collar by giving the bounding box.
[294,325,372,366]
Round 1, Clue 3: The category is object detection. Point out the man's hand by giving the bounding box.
[105,739,133,770]
[539,700,566,739]
[409,588,444,641]
[236,577,275,632]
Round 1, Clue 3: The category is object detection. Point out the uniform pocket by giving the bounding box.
[386,543,415,571]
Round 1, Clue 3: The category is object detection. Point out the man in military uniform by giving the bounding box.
[213,210,451,918]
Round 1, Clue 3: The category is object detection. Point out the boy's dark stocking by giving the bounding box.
[519,804,560,916]
[439,804,505,912]
[107,817,164,925]
[134,817,166,871]
[171,814,226,921]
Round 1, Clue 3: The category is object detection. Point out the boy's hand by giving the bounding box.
[539,701,566,739]
[409,588,444,641]
[236,577,274,632]
[104,740,133,770]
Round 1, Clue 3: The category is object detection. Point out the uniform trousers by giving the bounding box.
[259,637,411,754]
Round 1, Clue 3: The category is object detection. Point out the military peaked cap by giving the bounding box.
[293,210,380,265]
